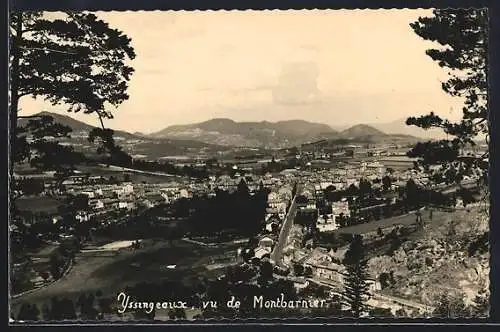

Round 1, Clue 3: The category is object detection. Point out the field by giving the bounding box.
[15,196,63,214]
[77,165,179,184]
[10,239,239,314]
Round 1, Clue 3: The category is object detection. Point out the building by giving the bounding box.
[259,236,275,249]
[118,201,136,210]
[379,156,417,171]
[254,247,271,259]
[143,194,166,208]
[331,200,350,221]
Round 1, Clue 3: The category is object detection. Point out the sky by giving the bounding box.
[19,9,465,134]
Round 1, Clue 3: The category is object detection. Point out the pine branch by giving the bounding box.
[19,46,78,55]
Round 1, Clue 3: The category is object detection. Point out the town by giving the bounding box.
[11,136,488,320]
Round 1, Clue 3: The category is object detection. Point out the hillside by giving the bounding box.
[18,111,137,139]
[339,124,388,138]
[369,118,448,140]
[149,118,337,148]
[333,119,448,140]
[368,205,489,313]
[18,112,229,160]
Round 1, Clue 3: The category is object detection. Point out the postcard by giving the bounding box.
[9,8,490,322]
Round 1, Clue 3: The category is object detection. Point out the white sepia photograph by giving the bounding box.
[9,8,490,322]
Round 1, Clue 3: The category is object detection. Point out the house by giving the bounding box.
[143,194,166,208]
[311,263,346,283]
[293,279,310,290]
[259,236,274,249]
[254,247,271,259]
[332,200,350,221]
[179,189,191,198]
[89,199,105,210]
[163,190,180,201]
[118,201,136,210]
[88,176,105,184]
[366,279,382,292]
[317,222,337,232]
[30,274,46,288]
[267,191,280,203]
[278,187,293,201]
[306,202,316,210]
[102,190,117,199]
[160,192,170,203]
[265,221,279,233]
[76,211,90,223]
[122,183,134,194]
[80,191,95,199]
[102,198,119,209]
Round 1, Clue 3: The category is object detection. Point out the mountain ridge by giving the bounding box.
[17,111,230,159]
[20,112,428,150]
[333,118,448,140]
[149,118,338,148]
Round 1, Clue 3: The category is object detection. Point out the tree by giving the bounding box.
[10,12,135,172]
[296,195,308,205]
[16,303,40,321]
[303,266,313,277]
[169,308,187,320]
[342,234,370,317]
[14,116,86,185]
[77,293,99,320]
[259,261,274,285]
[405,179,421,208]
[88,127,132,165]
[382,175,392,192]
[369,307,393,318]
[359,179,372,197]
[325,185,337,193]
[10,12,136,133]
[407,9,488,186]
[346,184,359,197]
[378,272,391,289]
[433,292,470,318]
[49,252,65,279]
[236,178,250,197]
[293,263,304,276]
[470,285,489,317]
[16,178,45,196]
[47,297,77,320]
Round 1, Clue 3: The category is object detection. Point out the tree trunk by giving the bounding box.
[10,14,23,175]
[98,114,106,130]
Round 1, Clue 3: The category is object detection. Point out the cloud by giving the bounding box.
[272,61,324,106]
[196,84,274,93]
[299,44,320,52]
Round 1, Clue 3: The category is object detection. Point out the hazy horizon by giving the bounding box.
[19,9,464,135]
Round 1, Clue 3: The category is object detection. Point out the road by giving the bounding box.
[270,182,302,267]
[308,277,434,314]
[98,164,183,178]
